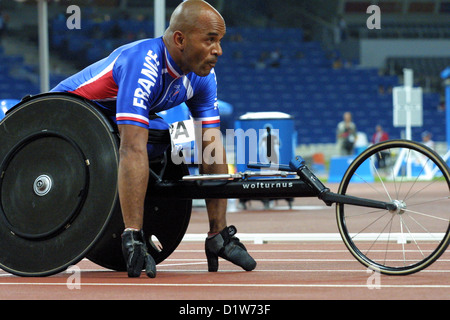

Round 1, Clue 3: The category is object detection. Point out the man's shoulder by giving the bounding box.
[116,37,164,63]
[186,69,217,88]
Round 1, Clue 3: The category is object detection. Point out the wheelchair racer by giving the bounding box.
[51,0,256,278]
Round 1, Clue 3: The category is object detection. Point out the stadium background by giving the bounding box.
[0,0,449,170]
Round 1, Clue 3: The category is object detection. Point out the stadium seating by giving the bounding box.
[0,19,446,145]
[0,49,40,99]
[214,27,444,144]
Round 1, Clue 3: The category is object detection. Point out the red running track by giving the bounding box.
[0,194,449,301]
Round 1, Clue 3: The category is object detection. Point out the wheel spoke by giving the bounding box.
[403,178,443,202]
[349,210,391,241]
[400,215,425,261]
[404,211,446,240]
[362,213,395,257]
[370,155,393,201]
[403,207,449,222]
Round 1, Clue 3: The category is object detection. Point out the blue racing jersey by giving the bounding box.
[51,37,220,129]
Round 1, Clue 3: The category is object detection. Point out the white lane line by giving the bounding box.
[175,249,446,253]
[164,258,357,262]
[0,282,449,289]
[155,268,450,274]
[1,268,449,275]
[160,258,450,262]
[183,233,447,243]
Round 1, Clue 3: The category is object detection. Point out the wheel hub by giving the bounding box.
[33,174,52,196]
[389,199,406,215]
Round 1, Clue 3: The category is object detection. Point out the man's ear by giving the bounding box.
[173,31,185,50]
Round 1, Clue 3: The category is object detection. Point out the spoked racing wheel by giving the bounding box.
[336,140,450,275]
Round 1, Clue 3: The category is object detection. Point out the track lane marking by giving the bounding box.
[0,282,449,289]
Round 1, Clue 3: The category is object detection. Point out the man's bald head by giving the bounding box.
[165,0,224,36]
[163,0,226,76]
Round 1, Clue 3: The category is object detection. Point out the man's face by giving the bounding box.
[182,14,225,77]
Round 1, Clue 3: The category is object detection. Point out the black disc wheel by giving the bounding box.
[336,140,450,275]
[86,152,192,271]
[0,93,119,276]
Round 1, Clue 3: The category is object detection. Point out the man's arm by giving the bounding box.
[117,124,149,230]
[199,126,228,234]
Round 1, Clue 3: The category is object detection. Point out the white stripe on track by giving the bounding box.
[0,282,449,289]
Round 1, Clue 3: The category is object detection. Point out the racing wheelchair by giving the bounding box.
[0,92,448,276]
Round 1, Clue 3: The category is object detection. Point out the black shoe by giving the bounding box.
[121,229,156,278]
[205,225,256,272]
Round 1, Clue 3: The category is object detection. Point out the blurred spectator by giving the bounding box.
[338,15,348,41]
[354,131,368,155]
[336,112,357,155]
[421,131,435,150]
[371,125,390,168]
[333,15,347,45]
[371,125,389,144]
[268,49,282,68]
[254,52,268,70]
